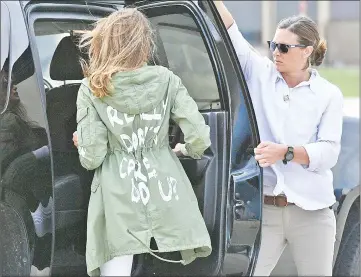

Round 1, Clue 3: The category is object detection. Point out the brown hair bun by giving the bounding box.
[311,39,327,66]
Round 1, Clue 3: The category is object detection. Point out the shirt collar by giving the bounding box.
[276,68,321,93]
[308,69,324,93]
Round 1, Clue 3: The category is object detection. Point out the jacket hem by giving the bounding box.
[86,241,211,276]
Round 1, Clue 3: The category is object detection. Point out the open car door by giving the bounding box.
[22,0,262,275]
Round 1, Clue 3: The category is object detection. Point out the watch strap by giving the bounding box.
[283,146,294,164]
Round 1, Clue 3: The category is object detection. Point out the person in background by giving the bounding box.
[0,70,51,211]
[0,69,52,274]
[214,1,343,276]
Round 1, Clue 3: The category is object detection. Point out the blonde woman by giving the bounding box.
[72,8,212,277]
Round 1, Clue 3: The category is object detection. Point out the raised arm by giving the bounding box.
[214,1,271,80]
[213,1,234,29]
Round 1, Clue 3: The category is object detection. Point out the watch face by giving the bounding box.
[286,152,294,160]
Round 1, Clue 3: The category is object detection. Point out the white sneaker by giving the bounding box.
[31,265,50,276]
[30,197,53,237]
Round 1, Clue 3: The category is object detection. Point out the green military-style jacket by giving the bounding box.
[76,65,212,276]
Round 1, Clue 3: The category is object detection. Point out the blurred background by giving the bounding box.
[225,0,359,120]
[224,1,359,275]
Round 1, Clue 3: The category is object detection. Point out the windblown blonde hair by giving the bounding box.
[78,8,155,98]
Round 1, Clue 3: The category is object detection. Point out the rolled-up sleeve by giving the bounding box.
[227,22,268,80]
[303,88,344,172]
[76,83,108,170]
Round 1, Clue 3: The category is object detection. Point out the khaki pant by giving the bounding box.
[254,204,336,276]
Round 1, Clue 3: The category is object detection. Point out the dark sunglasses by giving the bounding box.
[267,40,308,54]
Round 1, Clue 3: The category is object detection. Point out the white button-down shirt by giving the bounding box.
[228,22,344,210]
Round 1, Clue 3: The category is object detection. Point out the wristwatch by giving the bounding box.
[283,146,294,165]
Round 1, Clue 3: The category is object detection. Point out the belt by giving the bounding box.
[264,195,295,207]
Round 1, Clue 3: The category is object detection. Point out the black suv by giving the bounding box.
[0,1,359,276]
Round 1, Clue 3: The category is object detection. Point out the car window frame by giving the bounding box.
[26,2,231,114]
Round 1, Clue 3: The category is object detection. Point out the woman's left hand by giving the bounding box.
[254,141,287,167]
[73,131,78,148]
[172,143,184,157]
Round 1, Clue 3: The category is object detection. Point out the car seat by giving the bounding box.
[46,36,93,229]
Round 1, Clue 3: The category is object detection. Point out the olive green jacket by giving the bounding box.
[76,65,212,276]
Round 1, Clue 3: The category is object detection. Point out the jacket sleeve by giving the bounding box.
[76,82,108,170]
[170,75,211,159]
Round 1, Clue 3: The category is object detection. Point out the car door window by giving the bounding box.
[151,14,221,110]
[35,20,95,90]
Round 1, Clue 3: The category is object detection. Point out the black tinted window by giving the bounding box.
[149,13,221,110]
[35,20,93,89]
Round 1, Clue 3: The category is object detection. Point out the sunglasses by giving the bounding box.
[267,41,308,54]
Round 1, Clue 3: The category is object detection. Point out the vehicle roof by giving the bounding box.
[22,0,127,5]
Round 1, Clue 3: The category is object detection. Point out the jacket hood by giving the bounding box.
[101,65,171,115]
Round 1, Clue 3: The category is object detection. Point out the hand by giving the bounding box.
[172,143,184,157]
[73,131,78,148]
[254,141,287,167]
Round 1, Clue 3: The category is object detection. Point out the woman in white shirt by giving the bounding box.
[214,1,343,276]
